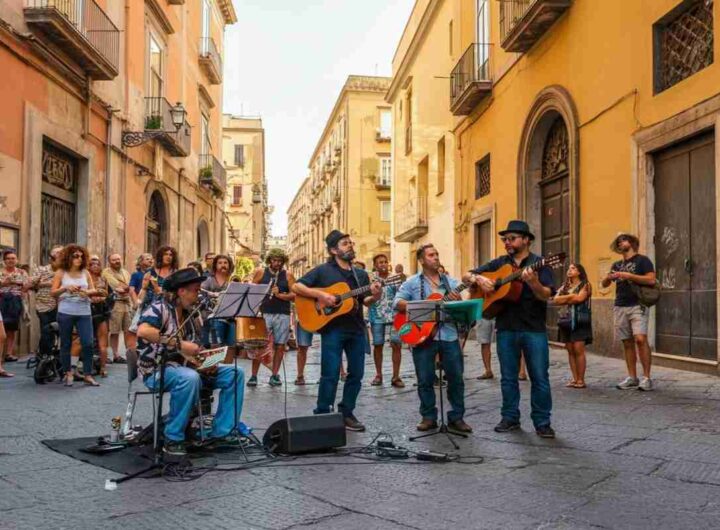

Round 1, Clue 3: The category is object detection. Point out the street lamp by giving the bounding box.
[169,102,187,131]
[121,101,187,148]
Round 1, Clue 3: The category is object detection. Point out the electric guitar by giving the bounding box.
[296,274,405,332]
[472,253,567,318]
[393,279,473,346]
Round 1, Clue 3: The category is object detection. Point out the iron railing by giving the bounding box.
[450,43,491,107]
[199,37,223,80]
[395,196,428,237]
[499,0,536,42]
[144,97,192,155]
[199,154,227,194]
[26,0,119,71]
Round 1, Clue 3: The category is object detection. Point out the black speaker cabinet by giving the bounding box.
[262,413,346,454]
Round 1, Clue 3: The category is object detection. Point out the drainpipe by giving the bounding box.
[105,108,113,260]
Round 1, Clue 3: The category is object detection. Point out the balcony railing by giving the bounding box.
[24,0,120,79]
[199,154,227,198]
[199,37,223,84]
[405,124,413,155]
[450,43,492,116]
[499,0,572,53]
[376,174,391,189]
[144,97,192,157]
[376,128,391,142]
[395,196,428,242]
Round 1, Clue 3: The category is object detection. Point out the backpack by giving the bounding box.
[631,280,661,307]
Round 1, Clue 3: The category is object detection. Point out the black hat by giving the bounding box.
[164,267,204,292]
[610,232,640,253]
[325,229,350,249]
[498,220,535,241]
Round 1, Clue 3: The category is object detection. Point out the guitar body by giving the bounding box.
[394,292,443,346]
[471,264,524,318]
[295,282,356,332]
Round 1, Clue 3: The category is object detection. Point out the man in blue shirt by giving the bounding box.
[293,230,382,432]
[473,220,556,438]
[394,244,473,434]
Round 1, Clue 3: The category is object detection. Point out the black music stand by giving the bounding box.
[406,300,467,449]
[208,283,270,456]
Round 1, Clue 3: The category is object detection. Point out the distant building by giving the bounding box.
[266,235,287,253]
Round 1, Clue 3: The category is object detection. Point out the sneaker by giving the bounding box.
[535,425,556,439]
[246,375,258,387]
[210,435,241,448]
[616,376,639,390]
[268,374,282,387]
[163,441,187,456]
[638,377,654,391]
[344,415,366,432]
[494,419,521,433]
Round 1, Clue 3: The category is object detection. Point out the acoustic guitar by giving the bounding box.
[474,253,567,318]
[393,281,473,346]
[296,274,404,332]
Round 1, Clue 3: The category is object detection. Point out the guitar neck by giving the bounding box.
[340,283,373,301]
[497,259,545,287]
[441,282,469,301]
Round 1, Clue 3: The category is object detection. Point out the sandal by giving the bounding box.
[565,380,576,388]
[100,369,109,378]
[391,377,405,388]
[0,370,14,378]
[573,382,587,389]
[477,372,494,380]
[4,356,18,363]
[83,376,100,387]
[64,373,74,387]
[370,375,383,386]
[294,376,306,386]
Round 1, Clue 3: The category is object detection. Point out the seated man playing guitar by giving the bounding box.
[393,244,473,434]
[292,230,382,432]
[136,268,245,457]
[473,220,556,439]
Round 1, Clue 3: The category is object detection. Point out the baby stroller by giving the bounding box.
[30,321,65,384]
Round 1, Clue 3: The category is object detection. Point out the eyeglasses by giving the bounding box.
[500,235,522,243]
[164,251,174,256]
[72,253,83,258]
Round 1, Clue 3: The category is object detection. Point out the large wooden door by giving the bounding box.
[41,142,77,263]
[654,132,716,360]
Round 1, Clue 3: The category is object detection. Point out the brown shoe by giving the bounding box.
[448,420,473,433]
[416,419,438,432]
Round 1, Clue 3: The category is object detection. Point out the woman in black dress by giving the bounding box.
[553,263,592,389]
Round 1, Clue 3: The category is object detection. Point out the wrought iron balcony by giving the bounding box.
[199,154,227,198]
[199,37,223,85]
[499,0,572,53]
[395,196,428,242]
[450,43,492,116]
[138,97,192,157]
[24,0,119,80]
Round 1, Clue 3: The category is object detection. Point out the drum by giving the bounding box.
[236,317,268,349]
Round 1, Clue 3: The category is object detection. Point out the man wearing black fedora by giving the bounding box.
[292,230,383,432]
[136,267,246,456]
[473,220,557,438]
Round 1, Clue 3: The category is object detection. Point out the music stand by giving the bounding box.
[208,283,270,457]
[406,300,479,449]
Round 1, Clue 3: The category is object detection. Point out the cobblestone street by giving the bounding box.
[3,340,720,529]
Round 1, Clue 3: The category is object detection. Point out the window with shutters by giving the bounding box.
[475,154,490,199]
[380,201,391,222]
[232,185,242,206]
[234,144,244,167]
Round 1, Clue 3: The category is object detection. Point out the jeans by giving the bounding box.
[412,340,465,422]
[144,365,245,442]
[37,309,57,357]
[57,312,94,374]
[315,327,365,417]
[496,331,552,428]
[203,319,236,347]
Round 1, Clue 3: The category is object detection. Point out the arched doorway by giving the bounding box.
[146,191,166,258]
[197,218,210,259]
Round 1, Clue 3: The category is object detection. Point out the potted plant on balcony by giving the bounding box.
[199,165,213,182]
[145,115,162,130]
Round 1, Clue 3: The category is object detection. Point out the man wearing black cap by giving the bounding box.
[136,268,245,456]
[473,220,557,438]
[292,230,382,431]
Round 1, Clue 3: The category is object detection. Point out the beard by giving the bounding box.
[337,249,356,262]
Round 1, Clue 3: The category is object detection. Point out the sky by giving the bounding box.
[223,0,416,237]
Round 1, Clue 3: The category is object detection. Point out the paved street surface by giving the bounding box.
[3,339,720,530]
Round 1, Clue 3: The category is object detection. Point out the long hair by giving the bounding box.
[155,245,178,271]
[212,254,234,274]
[560,262,591,295]
[59,244,89,271]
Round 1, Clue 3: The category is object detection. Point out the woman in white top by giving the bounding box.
[51,245,101,387]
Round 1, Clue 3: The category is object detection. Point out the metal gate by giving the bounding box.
[41,142,77,263]
[654,132,717,360]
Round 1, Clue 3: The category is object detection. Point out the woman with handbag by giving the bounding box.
[88,256,112,377]
[552,263,592,389]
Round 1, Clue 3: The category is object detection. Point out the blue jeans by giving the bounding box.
[203,319,236,347]
[296,324,313,348]
[57,312,93,374]
[412,340,465,422]
[315,327,365,417]
[496,331,552,428]
[144,364,245,442]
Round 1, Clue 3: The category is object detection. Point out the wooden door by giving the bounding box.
[654,132,716,360]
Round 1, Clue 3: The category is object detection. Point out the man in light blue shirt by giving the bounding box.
[393,244,472,434]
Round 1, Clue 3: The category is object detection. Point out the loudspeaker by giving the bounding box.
[263,413,346,454]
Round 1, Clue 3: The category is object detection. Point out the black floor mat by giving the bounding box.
[41,437,156,475]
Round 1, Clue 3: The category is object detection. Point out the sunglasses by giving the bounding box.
[72,253,84,258]
[500,235,522,243]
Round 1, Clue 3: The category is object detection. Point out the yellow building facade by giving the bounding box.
[387,0,459,276]
[287,177,311,277]
[222,115,268,260]
[299,75,393,269]
[440,0,720,372]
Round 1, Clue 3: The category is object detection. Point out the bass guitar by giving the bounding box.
[296,274,404,332]
[393,280,474,346]
[473,253,566,318]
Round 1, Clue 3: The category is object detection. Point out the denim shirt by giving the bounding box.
[393,273,460,342]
